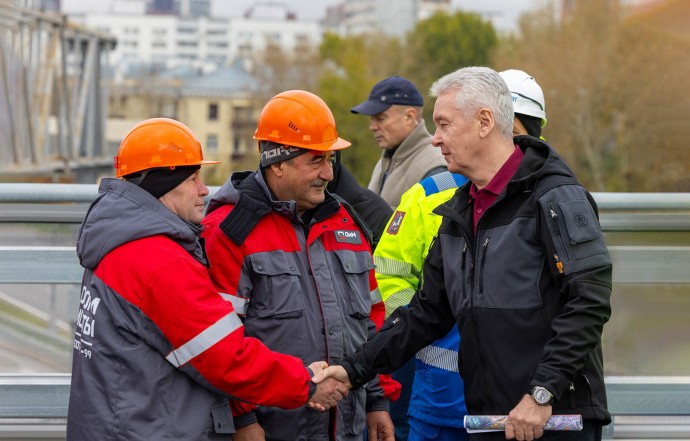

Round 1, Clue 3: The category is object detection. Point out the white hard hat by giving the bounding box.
[499,69,547,127]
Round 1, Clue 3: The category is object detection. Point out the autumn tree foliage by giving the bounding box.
[494,0,690,191]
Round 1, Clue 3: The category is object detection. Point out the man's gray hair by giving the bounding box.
[429,66,514,139]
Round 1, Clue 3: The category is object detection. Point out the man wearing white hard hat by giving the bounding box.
[500,69,548,138]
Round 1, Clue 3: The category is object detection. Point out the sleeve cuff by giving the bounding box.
[366,397,390,413]
[304,366,317,400]
[233,410,258,429]
[341,356,376,390]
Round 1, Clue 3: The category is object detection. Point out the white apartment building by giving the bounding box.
[77,13,231,69]
[340,0,451,37]
[230,3,322,61]
[71,2,321,74]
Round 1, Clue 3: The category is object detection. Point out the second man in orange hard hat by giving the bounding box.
[202,90,400,441]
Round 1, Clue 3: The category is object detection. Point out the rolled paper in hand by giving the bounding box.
[463,414,583,433]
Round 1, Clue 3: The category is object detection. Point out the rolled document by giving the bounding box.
[464,414,583,433]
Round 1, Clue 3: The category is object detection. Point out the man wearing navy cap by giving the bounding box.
[352,76,446,440]
[352,76,446,209]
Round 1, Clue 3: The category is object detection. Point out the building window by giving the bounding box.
[207,134,218,153]
[233,135,242,154]
[208,103,218,121]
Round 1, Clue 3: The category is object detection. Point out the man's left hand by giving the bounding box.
[505,394,552,440]
[366,410,394,441]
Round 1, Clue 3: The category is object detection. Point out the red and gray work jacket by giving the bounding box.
[203,170,400,441]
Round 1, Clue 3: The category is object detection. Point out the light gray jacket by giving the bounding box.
[368,122,446,208]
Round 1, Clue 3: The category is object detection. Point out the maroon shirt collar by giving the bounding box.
[469,145,524,231]
[470,145,524,197]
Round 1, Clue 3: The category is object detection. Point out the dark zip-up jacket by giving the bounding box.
[342,136,612,424]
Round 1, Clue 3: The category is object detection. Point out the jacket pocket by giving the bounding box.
[210,401,235,434]
[559,200,600,242]
[557,199,607,260]
[333,249,374,319]
[541,194,611,275]
[339,388,366,436]
[248,251,304,319]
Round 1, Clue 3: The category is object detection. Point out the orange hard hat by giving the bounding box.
[254,90,351,151]
[114,118,219,178]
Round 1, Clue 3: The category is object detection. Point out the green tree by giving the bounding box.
[248,12,499,186]
[402,10,498,105]
[316,11,498,184]
[316,32,404,184]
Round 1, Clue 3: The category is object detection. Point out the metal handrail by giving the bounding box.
[3,185,690,231]
[1,184,690,209]
[1,184,690,440]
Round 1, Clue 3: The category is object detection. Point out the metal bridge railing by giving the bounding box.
[0,4,116,177]
[1,183,690,440]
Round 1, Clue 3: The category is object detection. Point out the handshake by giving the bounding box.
[306,361,351,411]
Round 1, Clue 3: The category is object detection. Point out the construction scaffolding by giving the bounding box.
[0,0,116,179]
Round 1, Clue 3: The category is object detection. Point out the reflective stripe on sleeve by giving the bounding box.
[220,292,249,315]
[415,345,459,373]
[383,287,415,315]
[166,311,243,367]
[374,255,414,278]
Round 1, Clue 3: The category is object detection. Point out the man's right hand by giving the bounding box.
[312,364,352,388]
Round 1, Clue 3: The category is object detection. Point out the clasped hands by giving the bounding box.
[306,361,352,411]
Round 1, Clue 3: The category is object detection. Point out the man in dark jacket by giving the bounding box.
[314,67,612,441]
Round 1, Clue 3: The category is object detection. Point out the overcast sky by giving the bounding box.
[60,0,545,33]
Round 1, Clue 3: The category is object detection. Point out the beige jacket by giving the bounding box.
[368,122,446,208]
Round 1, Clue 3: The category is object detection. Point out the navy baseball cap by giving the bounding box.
[351,76,424,115]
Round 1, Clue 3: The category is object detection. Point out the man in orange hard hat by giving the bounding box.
[202,91,399,441]
[67,117,345,440]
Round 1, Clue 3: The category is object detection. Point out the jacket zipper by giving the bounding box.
[547,202,571,260]
[464,243,473,286]
[461,243,468,300]
[478,237,490,294]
